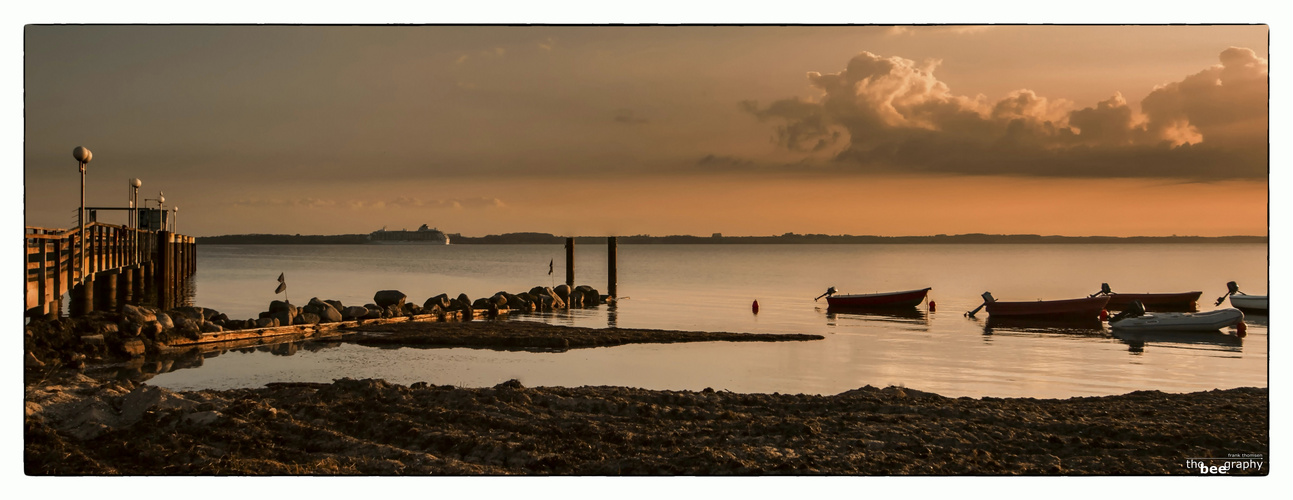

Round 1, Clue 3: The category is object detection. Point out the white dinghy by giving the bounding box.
[1109,301,1245,332]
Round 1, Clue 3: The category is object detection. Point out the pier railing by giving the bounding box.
[24,222,196,317]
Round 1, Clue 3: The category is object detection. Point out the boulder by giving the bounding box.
[118,321,143,338]
[374,290,407,309]
[255,317,278,328]
[271,309,295,328]
[318,306,342,323]
[121,304,156,324]
[155,313,175,330]
[324,299,346,312]
[554,284,571,302]
[296,312,321,325]
[424,294,451,310]
[200,321,223,333]
[211,313,228,323]
[472,298,492,310]
[269,300,295,314]
[363,304,383,319]
[342,306,370,321]
[490,294,508,307]
[141,321,164,340]
[170,306,205,322]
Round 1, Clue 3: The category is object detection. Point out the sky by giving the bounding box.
[19,21,1275,238]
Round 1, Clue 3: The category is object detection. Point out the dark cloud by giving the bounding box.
[743,48,1267,179]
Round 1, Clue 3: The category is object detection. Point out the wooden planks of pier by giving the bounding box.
[24,223,196,318]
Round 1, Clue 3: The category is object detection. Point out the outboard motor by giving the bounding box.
[1090,283,1113,298]
[1216,281,1243,306]
[966,292,995,317]
[1108,300,1146,323]
[981,291,996,303]
[814,286,838,301]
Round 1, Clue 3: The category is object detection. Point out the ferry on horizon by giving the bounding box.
[368,224,450,245]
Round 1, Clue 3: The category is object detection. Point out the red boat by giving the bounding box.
[1089,284,1201,311]
[972,292,1109,319]
[820,287,931,309]
[1101,292,1201,312]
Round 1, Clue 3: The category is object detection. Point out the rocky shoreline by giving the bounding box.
[25,370,1267,475]
[24,320,1268,476]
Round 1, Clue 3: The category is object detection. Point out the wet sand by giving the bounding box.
[24,321,1268,475]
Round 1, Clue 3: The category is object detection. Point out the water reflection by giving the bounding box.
[1242,314,1269,328]
[1112,330,1243,354]
[979,316,1107,337]
[88,338,347,383]
[823,307,930,328]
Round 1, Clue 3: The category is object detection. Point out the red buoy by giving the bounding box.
[1237,321,1247,337]
[928,301,936,312]
[1099,309,1109,322]
[752,300,760,314]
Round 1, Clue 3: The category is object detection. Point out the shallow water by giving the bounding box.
[145,243,1268,398]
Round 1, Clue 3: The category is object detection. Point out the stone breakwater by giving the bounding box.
[24,373,1268,475]
[23,283,607,371]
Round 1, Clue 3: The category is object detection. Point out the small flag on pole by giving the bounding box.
[548,259,554,275]
[275,273,287,294]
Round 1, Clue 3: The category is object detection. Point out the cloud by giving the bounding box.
[742,48,1267,179]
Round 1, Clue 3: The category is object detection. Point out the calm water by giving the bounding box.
[145,243,1269,398]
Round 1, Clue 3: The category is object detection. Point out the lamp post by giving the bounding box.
[172,206,179,232]
[73,146,92,282]
[130,178,141,263]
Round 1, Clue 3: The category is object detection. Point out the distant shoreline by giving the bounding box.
[195,233,1268,245]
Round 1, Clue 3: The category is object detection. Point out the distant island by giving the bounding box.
[195,232,1267,245]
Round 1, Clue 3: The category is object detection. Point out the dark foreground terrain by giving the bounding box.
[25,372,1267,475]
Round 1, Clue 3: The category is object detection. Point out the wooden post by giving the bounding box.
[37,239,48,315]
[607,237,617,298]
[156,231,171,310]
[51,238,63,318]
[132,265,144,305]
[72,275,94,316]
[99,270,118,312]
[565,237,575,288]
[119,265,133,305]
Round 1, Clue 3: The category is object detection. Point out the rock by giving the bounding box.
[255,317,278,328]
[121,304,156,324]
[200,321,223,333]
[24,351,45,368]
[363,304,383,319]
[211,312,228,323]
[80,334,105,346]
[271,309,295,328]
[490,294,508,307]
[153,312,173,330]
[554,284,571,302]
[318,305,342,323]
[118,339,146,357]
[472,298,492,310]
[296,312,321,325]
[424,294,451,310]
[118,321,143,338]
[457,293,472,308]
[374,290,407,309]
[170,306,205,322]
[141,321,164,339]
[269,300,295,314]
[342,306,369,321]
[183,411,223,426]
[324,299,345,312]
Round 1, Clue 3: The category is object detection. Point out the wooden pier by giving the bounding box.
[24,222,196,318]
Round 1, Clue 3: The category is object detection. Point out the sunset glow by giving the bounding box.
[22,25,1269,237]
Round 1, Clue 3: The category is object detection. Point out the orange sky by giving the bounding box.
[19,24,1273,237]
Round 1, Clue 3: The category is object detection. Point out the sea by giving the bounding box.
[143,243,1269,399]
